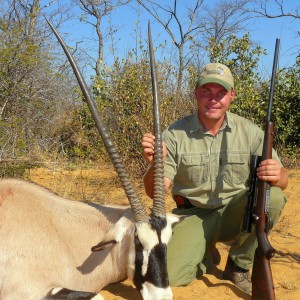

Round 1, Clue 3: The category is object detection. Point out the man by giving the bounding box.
[142,63,288,294]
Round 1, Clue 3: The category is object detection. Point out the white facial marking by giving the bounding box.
[162,214,182,244]
[127,235,136,281]
[131,215,183,298]
[91,294,105,300]
[141,282,173,300]
[135,222,159,249]
[134,215,182,277]
[113,217,131,242]
[50,287,63,295]
[135,222,159,276]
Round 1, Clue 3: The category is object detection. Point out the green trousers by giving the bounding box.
[167,187,286,286]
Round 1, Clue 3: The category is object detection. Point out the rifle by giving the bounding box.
[251,38,280,300]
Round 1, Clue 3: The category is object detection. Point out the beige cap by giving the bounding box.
[197,63,234,90]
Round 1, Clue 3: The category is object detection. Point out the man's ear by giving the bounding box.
[194,86,200,98]
[230,88,236,101]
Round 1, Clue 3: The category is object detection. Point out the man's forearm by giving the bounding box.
[143,165,172,199]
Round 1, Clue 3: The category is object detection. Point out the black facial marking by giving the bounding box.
[133,216,169,291]
[149,215,168,239]
[145,243,169,287]
[133,234,145,291]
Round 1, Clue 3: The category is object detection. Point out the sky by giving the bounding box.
[244,2,299,74]
[55,0,300,79]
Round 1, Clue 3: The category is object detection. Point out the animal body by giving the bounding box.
[0,179,178,299]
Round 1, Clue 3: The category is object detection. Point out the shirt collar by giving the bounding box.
[190,112,205,133]
[189,111,236,134]
[226,112,237,130]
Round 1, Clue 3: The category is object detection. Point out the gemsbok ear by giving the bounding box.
[167,214,187,228]
[91,216,133,251]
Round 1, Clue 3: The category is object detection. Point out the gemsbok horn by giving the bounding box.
[0,19,180,300]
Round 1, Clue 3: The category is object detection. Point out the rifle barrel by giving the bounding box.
[267,38,280,121]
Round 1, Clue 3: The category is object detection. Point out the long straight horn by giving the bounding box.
[148,21,166,218]
[46,18,148,223]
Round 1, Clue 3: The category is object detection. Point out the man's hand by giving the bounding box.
[142,133,171,197]
[257,159,288,190]
[142,133,167,164]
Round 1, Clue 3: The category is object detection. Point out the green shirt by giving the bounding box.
[163,111,281,208]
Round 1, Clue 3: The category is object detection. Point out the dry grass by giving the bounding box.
[26,165,300,300]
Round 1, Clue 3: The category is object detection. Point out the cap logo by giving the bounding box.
[217,67,225,75]
[206,67,225,76]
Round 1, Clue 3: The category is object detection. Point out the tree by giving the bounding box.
[198,0,250,45]
[249,0,300,20]
[11,0,42,40]
[247,0,300,39]
[75,0,132,77]
[0,1,77,163]
[1,0,73,41]
[272,61,300,156]
[136,0,252,97]
[136,0,204,96]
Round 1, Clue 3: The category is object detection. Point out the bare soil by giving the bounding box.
[29,166,300,300]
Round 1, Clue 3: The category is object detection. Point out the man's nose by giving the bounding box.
[208,95,219,101]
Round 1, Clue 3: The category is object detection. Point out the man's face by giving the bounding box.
[194,82,234,121]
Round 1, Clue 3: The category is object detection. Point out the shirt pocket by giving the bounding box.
[180,154,209,185]
[221,153,249,185]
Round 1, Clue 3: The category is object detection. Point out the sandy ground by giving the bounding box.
[29,167,300,300]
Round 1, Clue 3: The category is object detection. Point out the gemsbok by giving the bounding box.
[0,21,181,300]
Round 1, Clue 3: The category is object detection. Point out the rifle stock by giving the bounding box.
[252,244,275,299]
[251,39,280,300]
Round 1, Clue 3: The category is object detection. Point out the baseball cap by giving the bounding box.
[196,63,234,91]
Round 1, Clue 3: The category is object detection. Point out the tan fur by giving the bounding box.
[0,179,135,300]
